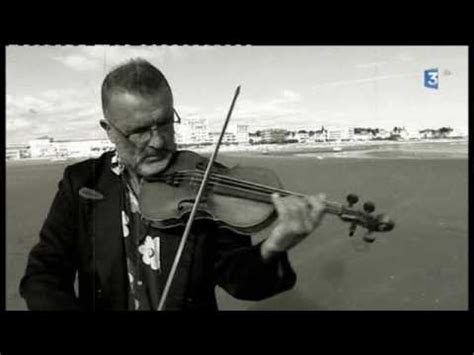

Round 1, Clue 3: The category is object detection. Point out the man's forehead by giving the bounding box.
[108,89,172,108]
[106,90,173,120]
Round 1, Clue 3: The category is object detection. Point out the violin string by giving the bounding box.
[170,171,293,199]
[176,170,304,198]
[172,170,344,210]
[191,177,343,215]
[164,171,344,214]
[172,170,301,198]
[161,171,344,213]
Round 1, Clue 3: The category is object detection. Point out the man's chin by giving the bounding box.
[136,156,172,177]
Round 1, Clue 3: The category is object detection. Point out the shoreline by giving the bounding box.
[6,138,468,165]
[194,137,468,155]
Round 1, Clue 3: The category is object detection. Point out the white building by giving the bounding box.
[175,117,210,145]
[6,143,30,160]
[188,118,210,144]
[234,124,250,144]
[327,128,354,142]
[208,132,237,144]
[175,123,193,145]
[29,136,56,158]
[261,129,286,143]
[314,129,328,142]
[28,137,115,159]
[373,129,391,140]
[353,132,372,141]
[54,139,114,158]
[249,133,263,144]
[296,131,309,143]
[400,127,421,140]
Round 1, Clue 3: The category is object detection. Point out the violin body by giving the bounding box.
[139,150,282,233]
[139,150,395,236]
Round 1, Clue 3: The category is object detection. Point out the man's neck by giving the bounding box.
[124,168,142,196]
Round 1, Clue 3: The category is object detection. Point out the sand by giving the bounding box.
[6,141,468,310]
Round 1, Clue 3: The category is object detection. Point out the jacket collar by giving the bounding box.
[90,154,128,309]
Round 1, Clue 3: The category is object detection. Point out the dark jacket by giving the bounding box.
[19,151,296,311]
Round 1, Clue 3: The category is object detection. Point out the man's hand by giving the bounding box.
[261,193,326,262]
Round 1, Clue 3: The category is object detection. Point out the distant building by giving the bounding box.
[390,127,415,140]
[6,143,30,160]
[314,127,328,142]
[53,138,114,158]
[208,132,237,144]
[373,129,391,140]
[175,117,210,145]
[261,129,287,143]
[188,118,210,144]
[418,127,461,139]
[28,136,114,159]
[402,128,421,140]
[326,128,354,142]
[249,132,263,144]
[352,128,373,141]
[296,130,309,143]
[29,136,56,158]
[235,124,250,144]
[175,123,193,145]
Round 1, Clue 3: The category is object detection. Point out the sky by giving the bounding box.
[6,45,468,144]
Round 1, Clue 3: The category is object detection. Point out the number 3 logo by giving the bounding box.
[424,68,439,89]
[427,72,438,85]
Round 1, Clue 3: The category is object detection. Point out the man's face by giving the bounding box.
[103,88,177,177]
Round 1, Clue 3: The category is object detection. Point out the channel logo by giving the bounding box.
[424,68,439,89]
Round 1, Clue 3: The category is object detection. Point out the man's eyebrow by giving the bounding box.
[139,108,173,122]
[130,113,173,132]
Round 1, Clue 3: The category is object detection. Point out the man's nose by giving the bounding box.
[148,128,165,149]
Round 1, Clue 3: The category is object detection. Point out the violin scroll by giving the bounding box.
[338,194,395,243]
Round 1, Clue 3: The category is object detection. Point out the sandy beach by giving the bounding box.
[188,138,469,159]
[6,139,468,310]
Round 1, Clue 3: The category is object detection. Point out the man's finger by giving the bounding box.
[271,193,288,218]
[308,194,326,224]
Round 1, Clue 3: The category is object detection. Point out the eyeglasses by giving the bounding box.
[105,108,183,145]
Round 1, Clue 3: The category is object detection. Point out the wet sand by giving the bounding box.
[6,141,468,310]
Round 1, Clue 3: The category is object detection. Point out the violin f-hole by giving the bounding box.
[177,197,208,211]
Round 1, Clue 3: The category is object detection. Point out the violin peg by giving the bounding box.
[362,231,376,243]
[375,214,395,232]
[348,222,357,237]
[363,201,375,213]
[346,193,359,207]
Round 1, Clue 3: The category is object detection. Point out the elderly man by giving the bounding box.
[20,58,326,310]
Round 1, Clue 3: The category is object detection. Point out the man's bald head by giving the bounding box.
[101,58,172,117]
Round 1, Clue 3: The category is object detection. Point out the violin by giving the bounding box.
[149,85,395,310]
[139,150,395,239]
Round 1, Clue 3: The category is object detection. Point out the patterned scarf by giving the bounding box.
[111,152,179,310]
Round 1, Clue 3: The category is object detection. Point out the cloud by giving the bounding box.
[174,104,202,119]
[397,52,415,62]
[53,45,217,72]
[281,89,301,102]
[195,90,309,130]
[355,53,415,70]
[52,54,100,71]
[355,61,391,69]
[6,117,32,131]
[7,89,92,118]
[312,72,419,91]
[6,88,102,143]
